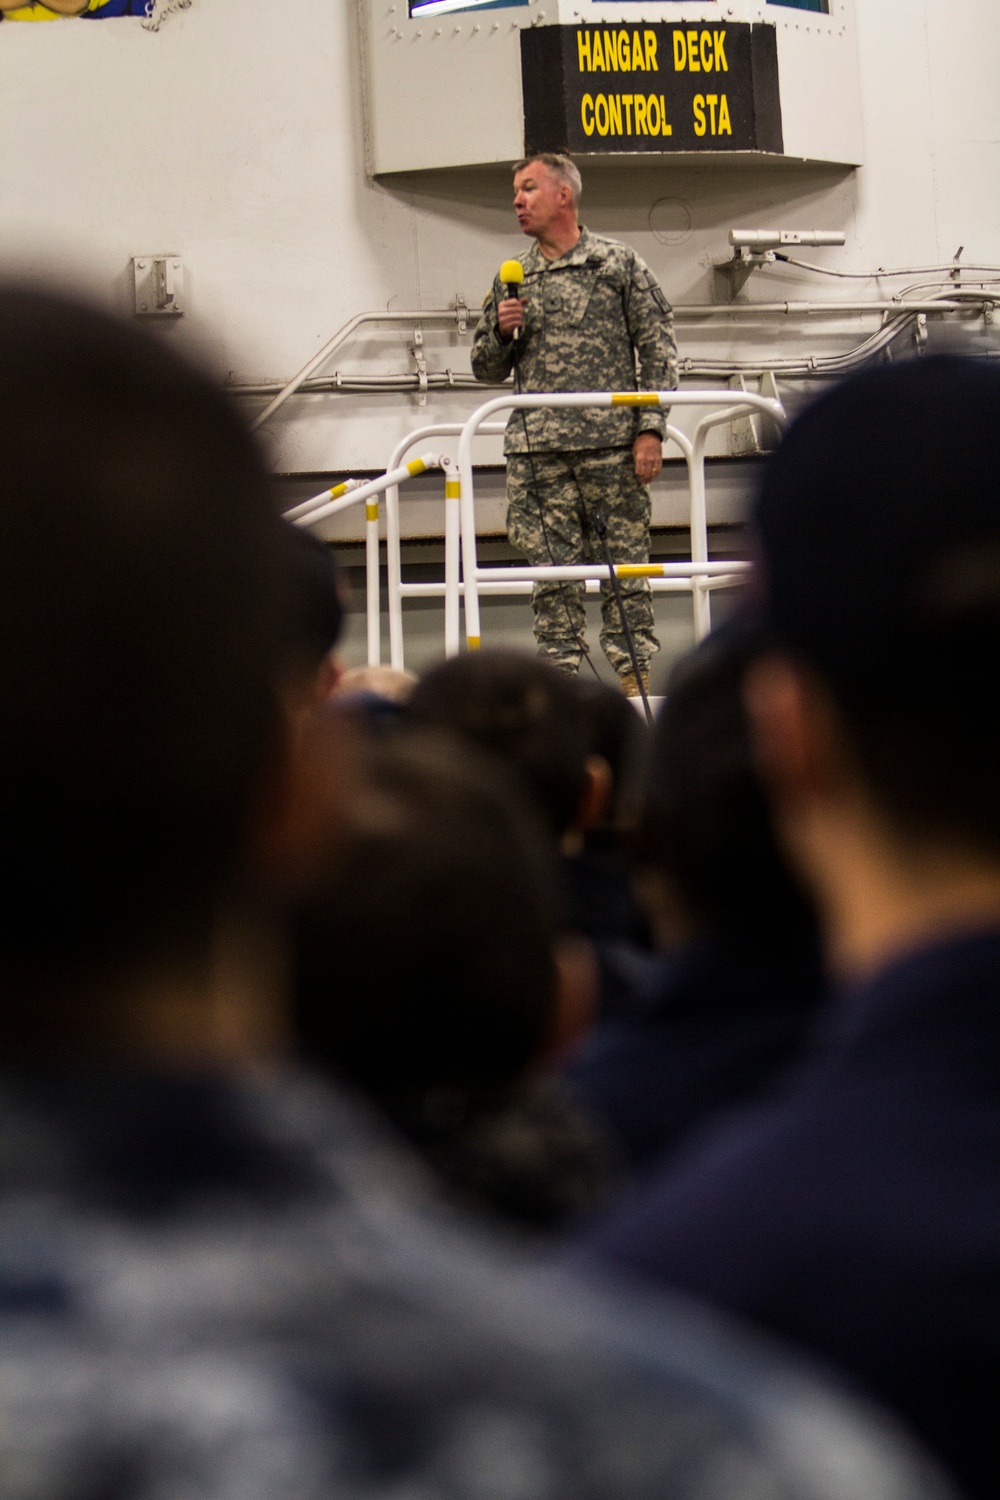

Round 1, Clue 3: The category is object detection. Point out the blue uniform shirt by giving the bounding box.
[571,928,1000,1500]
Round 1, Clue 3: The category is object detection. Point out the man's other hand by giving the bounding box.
[633,432,663,485]
[497,297,525,343]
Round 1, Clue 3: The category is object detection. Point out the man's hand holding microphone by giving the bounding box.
[497,260,525,343]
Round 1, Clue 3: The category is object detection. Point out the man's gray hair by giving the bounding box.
[513,153,582,210]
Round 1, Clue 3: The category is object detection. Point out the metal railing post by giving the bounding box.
[442,457,462,658]
[688,424,712,641]
[285,457,444,668]
[385,472,405,671]
[365,493,381,667]
[382,422,506,670]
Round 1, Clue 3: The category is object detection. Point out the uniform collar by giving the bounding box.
[823,924,1000,1058]
[525,226,597,274]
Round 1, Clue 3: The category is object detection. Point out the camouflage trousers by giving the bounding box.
[505,447,660,676]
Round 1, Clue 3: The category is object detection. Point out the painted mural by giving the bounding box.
[0,0,191,22]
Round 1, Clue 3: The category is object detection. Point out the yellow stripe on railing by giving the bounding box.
[366,502,379,522]
[407,458,427,477]
[445,480,461,499]
[327,481,350,499]
[611,392,661,407]
[616,564,665,578]
[467,635,481,651]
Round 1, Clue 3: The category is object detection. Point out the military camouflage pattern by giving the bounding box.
[507,448,659,675]
[471,227,678,454]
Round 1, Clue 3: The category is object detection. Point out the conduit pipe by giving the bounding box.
[672,298,994,316]
[236,299,990,388]
[233,294,994,405]
[250,308,468,431]
[774,255,1000,280]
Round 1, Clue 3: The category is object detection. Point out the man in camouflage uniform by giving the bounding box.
[471,153,678,692]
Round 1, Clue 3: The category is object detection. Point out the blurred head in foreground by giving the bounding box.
[0,284,336,1056]
[331,664,418,735]
[407,649,605,843]
[641,621,818,962]
[293,731,603,1229]
[574,675,646,833]
[745,355,1000,974]
[283,523,345,704]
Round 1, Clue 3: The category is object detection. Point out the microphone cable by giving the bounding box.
[593,500,654,726]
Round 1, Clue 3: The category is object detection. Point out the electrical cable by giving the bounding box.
[893,278,1000,302]
[593,503,654,727]
[774,253,1000,280]
[682,304,925,378]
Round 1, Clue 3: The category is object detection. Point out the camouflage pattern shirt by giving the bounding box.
[471,227,678,455]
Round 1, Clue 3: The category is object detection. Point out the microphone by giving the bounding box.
[499,259,524,342]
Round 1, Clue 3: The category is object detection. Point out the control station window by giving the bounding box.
[409,0,528,16]
[767,0,830,11]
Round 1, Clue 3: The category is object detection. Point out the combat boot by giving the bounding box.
[619,668,649,699]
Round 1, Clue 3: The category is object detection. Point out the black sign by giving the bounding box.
[521,23,783,156]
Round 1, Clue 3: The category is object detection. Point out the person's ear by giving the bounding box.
[315,651,344,705]
[575,754,614,833]
[743,654,844,808]
[538,935,599,1065]
[247,702,361,895]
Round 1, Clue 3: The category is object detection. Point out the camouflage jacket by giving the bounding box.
[0,1067,949,1500]
[471,227,678,455]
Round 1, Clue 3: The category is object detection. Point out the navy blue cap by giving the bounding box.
[751,355,1000,704]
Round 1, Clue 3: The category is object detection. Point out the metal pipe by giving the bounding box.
[233,301,992,391]
[283,477,362,524]
[683,401,779,638]
[381,421,506,670]
[250,308,466,431]
[365,496,381,667]
[688,425,711,640]
[442,458,462,658]
[288,452,442,531]
[384,423,464,671]
[671,299,991,317]
[398,575,746,597]
[476,561,750,583]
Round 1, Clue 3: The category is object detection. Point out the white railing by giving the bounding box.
[288,452,443,667]
[382,423,507,669]
[455,389,786,652]
[287,388,786,670]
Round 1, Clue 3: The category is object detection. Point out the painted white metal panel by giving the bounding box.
[771,2,863,165]
[0,0,995,485]
[363,2,525,172]
[366,0,863,171]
